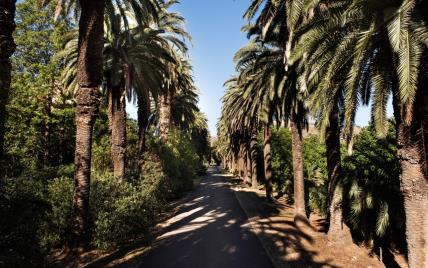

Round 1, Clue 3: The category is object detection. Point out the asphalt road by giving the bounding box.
[138,166,274,268]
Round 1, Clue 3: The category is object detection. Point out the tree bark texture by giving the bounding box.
[0,0,16,162]
[246,143,252,185]
[394,85,428,268]
[231,153,236,173]
[71,0,105,250]
[240,143,246,180]
[137,88,150,153]
[290,112,307,220]
[325,106,352,243]
[250,132,258,188]
[159,91,171,140]
[108,83,126,183]
[263,125,273,200]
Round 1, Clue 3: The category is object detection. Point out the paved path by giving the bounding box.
[138,166,274,268]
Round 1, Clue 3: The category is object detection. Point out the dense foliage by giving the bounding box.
[0,0,210,266]
[217,0,428,265]
[0,119,205,266]
[250,124,404,248]
[342,125,405,248]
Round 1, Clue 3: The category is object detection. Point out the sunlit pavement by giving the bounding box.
[137,166,274,268]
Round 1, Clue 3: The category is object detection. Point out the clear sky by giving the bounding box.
[128,0,392,136]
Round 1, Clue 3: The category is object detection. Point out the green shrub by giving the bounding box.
[0,178,49,267]
[270,128,293,197]
[40,177,73,250]
[342,124,405,247]
[91,159,167,249]
[0,152,170,265]
[152,129,199,199]
[302,135,328,216]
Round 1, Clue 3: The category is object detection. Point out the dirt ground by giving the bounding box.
[230,175,407,268]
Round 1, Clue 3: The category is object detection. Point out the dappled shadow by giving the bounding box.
[234,188,339,268]
[85,166,342,268]
[88,166,272,268]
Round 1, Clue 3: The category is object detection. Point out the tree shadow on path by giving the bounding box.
[87,167,340,268]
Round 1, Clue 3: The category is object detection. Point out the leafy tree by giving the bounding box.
[342,124,405,250]
[270,128,293,198]
[5,0,74,175]
[0,0,17,165]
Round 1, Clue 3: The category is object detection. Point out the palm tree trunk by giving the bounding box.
[394,86,428,268]
[263,125,273,200]
[290,112,307,221]
[0,0,16,163]
[108,83,126,183]
[325,105,352,242]
[231,153,236,173]
[137,89,150,153]
[240,143,246,180]
[246,143,251,185]
[159,91,171,140]
[71,0,105,250]
[250,132,258,188]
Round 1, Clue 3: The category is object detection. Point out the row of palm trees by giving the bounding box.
[0,0,206,251]
[217,0,427,267]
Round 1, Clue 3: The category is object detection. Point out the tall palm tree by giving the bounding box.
[158,56,193,140]
[55,0,162,249]
[0,0,16,164]
[154,0,190,140]
[345,2,428,265]
[70,0,106,250]
[104,16,172,181]
[220,77,257,185]
[244,0,310,220]
[59,8,172,182]
[292,0,354,241]
[295,0,428,265]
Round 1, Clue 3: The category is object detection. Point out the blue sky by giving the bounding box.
[128,0,391,136]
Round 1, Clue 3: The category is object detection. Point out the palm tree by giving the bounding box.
[59,7,174,182]
[158,56,193,140]
[218,81,260,186]
[55,0,162,249]
[70,0,106,250]
[0,0,16,165]
[221,37,284,196]
[154,0,190,140]
[292,1,355,241]
[345,2,428,265]
[244,0,310,220]
[295,0,428,265]
[103,16,172,182]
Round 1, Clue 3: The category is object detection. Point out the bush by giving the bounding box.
[0,153,170,265]
[302,135,328,216]
[40,177,73,250]
[91,157,168,249]
[0,178,49,267]
[151,129,200,199]
[342,124,405,247]
[270,128,293,197]
[0,121,204,266]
